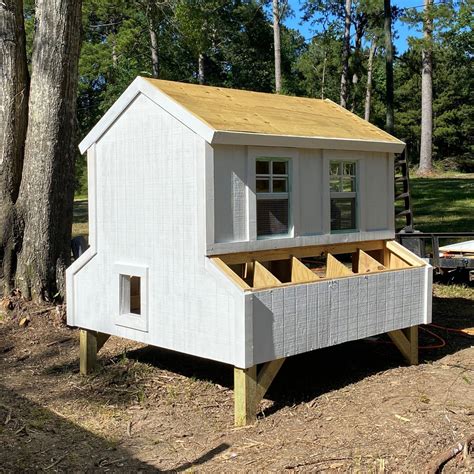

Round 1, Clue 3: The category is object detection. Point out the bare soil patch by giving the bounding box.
[0,284,473,472]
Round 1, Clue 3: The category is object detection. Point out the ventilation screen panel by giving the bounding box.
[257,199,289,236]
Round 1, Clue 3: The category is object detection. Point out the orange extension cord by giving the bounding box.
[368,323,473,351]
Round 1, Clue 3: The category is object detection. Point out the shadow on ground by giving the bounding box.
[0,383,230,472]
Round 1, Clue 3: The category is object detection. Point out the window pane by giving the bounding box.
[330,162,340,175]
[272,161,287,175]
[256,178,270,193]
[257,199,289,236]
[272,178,287,193]
[331,198,356,231]
[343,162,355,175]
[256,160,270,175]
[342,177,356,192]
[330,178,340,191]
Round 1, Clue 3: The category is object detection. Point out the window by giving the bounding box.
[256,159,290,237]
[114,264,148,332]
[330,161,357,232]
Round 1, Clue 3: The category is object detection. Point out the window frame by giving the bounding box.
[329,160,359,233]
[255,157,291,239]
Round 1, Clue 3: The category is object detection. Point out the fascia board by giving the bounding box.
[211,131,406,154]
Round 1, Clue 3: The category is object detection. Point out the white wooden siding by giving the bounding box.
[68,93,245,366]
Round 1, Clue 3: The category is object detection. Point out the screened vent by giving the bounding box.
[257,199,288,236]
[331,198,356,231]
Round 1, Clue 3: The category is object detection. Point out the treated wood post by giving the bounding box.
[234,366,257,427]
[388,325,418,365]
[80,329,110,375]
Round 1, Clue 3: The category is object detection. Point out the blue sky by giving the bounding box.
[284,0,424,53]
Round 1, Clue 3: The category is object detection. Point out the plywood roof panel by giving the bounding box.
[143,78,402,144]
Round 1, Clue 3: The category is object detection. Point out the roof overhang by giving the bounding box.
[79,76,405,155]
[212,131,405,154]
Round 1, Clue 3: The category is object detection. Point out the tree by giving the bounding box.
[340,0,351,107]
[418,0,433,174]
[364,39,377,121]
[273,0,282,93]
[0,0,29,293]
[384,0,394,133]
[0,0,82,300]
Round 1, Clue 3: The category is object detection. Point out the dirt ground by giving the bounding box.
[0,284,473,472]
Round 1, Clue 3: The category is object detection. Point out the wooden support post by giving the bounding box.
[234,358,285,427]
[388,325,418,365]
[234,366,257,427]
[79,329,110,375]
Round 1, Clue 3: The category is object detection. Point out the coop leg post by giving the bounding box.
[234,358,286,427]
[80,329,110,375]
[388,325,418,365]
[234,366,257,427]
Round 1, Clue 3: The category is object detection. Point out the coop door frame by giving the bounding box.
[114,263,149,332]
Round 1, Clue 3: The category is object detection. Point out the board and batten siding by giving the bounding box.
[209,146,394,254]
[68,93,247,367]
[249,266,432,366]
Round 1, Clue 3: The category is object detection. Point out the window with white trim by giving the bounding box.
[256,158,290,237]
[330,161,357,232]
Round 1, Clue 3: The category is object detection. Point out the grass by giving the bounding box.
[409,172,474,233]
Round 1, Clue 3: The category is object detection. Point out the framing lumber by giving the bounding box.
[357,249,386,273]
[291,257,319,283]
[388,253,411,269]
[385,240,425,267]
[326,253,353,278]
[234,358,286,427]
[80,329,110,375]
[210,257,251,290]
[253,261,281,289]
[234,366,257,426]
[388,326,418,365]
[217,240,385,265]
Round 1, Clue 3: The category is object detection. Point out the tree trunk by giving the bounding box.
[419,0,433,175]
[149,19,159,78]
[384,0,394,133]
[321,54,327,99]
[350,14,366,112]
[273,0,282,93]
[364,41,377,121]
[15,0,82,301]
[340,0,351,108]
[0,0,29,293]
[198,52,205,84]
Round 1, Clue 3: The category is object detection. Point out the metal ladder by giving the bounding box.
[394,149,414,231]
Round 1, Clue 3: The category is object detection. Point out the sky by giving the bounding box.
[283,0,424,53]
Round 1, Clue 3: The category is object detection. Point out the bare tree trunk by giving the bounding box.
[384,0,394,133]
[419,0,433,175]
[340,0,351,108]
[15,0,82,301]
[149,19,159,78]
[364,41,377,121]
[351,15,366,112]
[198,52,205,84]
[321,54,327,99]
[273,0,282,93]
[0,0,29,293]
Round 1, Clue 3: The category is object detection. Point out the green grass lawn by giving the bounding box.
[410,172,474,233]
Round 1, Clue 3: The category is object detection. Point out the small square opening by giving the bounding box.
[120,275,141,316]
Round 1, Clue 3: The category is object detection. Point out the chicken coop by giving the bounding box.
[67,78,432,426]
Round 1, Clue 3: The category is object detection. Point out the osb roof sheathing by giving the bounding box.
[144,78,402,144]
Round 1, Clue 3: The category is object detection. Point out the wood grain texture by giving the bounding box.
[234,366,257,427]
[143,78,402,144]
[253,261,281,289]
[291,257,319,283]
[326,253,353,278]
[357,249,386,273]
[80,329,97,375]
